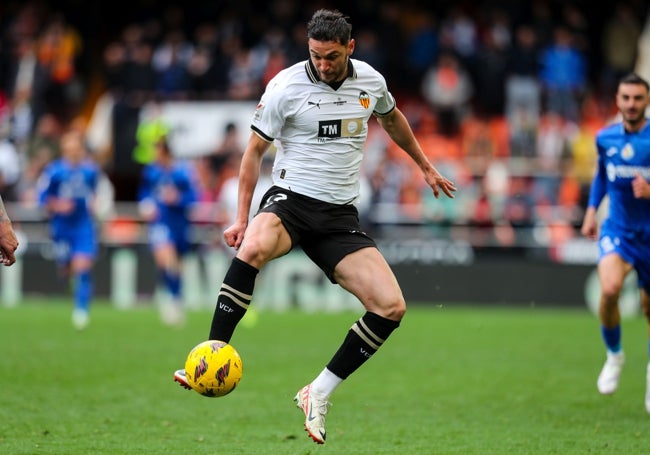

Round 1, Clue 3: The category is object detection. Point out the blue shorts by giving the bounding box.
[52,223,97,265]
[599,220,650,293]
[148,222,192,256]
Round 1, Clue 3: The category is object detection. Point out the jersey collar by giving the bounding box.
[305,58,357,86]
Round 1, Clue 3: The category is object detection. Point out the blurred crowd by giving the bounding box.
[1,0,649,246]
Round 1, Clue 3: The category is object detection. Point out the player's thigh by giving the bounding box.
[333,247,405,319]
[598,253,633,294]
[237,212,292,268]
[70,253,94,273]
[69,232,96,272]
[152,243,179,269]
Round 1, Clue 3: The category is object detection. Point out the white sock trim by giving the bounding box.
[310,368,343,398]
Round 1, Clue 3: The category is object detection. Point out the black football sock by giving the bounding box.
[208,257,259,342]
[326,312,400,379]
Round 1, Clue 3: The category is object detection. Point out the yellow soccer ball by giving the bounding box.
[184,340,243,397]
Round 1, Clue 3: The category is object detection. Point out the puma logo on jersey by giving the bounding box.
[308,100,321,109]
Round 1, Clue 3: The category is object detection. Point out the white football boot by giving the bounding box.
[597,351,625,395]
[71,308,90,331]
[173,369,192,390]
[294,384,331,444]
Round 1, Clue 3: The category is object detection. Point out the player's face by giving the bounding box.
[61,132,85,163]
[616,82,649,129]
[308,38,354,84]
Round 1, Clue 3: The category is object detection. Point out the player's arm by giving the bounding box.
[136,168,158,221]
[37,170,73,215]
[581,148,607,240]
[223,132,272,249]
[234,132,272,224]
[375,107,456,198]
[0,195,18,266]
[175,171,198,208]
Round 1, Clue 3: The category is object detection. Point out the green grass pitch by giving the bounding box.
[1,299,649,454]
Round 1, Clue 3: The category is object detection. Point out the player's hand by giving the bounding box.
[580,209,598,240]
[425,171,457,199]
[51,198,75,214]
[580,222,597,240]
[223,220,248,250]
[138,199,158,222]
[160,185,180,204]
[632,172,650,199]
[0,220,18,266]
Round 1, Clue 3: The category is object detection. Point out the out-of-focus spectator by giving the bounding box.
[505,24,542,158]
[472,10,511,118]
[133,101,169,166]
[533,112,576,207]
[227,43,265,101]
[207,122,243,200]
[404,9,438,83]
[353,28,385,75]
[0,134,22,202]
[374,1,407,90]
[529,0,555,48]
[36,13,84,123]
[367,153,411,226]
[3,36,49,142]
[186,21,223,100]
[438,4,479,76]
[503,175,534,228]
[538,25,588,123]
[152,29,194,100]
[635,8,650,82]
[421,50,474,137]
[600,3,643,102]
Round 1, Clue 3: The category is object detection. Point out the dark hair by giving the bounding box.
[619,72,650,92]
[307,9,351,45]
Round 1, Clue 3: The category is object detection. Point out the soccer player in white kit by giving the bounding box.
[174,9,457,444]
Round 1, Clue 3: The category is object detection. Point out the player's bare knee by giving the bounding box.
[600,282,623,302]
[237,238,270,268]
[383,297,406,321]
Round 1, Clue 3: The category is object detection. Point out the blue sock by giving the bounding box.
[162,270,181,300]
[601,325,621,353]
[75,271,92,312]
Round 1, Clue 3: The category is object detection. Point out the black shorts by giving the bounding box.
[256,186,376,282]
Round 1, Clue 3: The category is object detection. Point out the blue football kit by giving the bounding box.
[38,158,100,264]
[138,160,198,256]
[589,121,650,292]
[37,156,100,319]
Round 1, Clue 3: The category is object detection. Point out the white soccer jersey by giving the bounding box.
[251,58,396,204]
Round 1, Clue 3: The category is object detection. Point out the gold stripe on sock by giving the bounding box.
[357,318,385,345]
[218,290,250,310]
[351,323,380,350]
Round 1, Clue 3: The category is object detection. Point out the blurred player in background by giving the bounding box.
[138,136,198,327]
[173,9,456,444]
[37,129,101,330]
[0,195,19,265]
[580,72,650,412]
